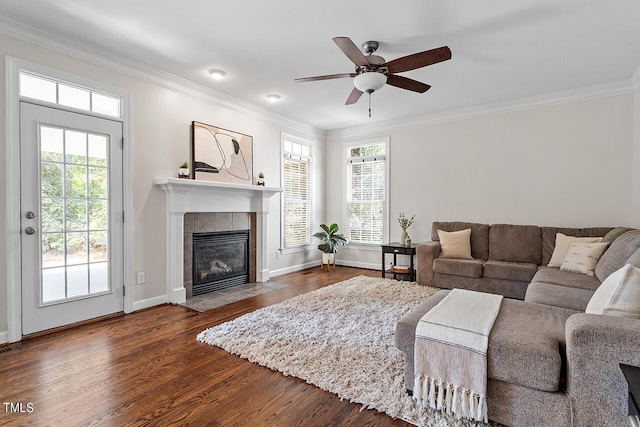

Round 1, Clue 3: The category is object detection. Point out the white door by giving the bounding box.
[20,102,124,335]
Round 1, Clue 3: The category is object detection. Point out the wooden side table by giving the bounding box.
[381,242,418,281]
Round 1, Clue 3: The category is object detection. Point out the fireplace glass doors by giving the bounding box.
[192,230,249,296]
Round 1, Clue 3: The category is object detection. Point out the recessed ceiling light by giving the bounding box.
[207,69,227,79]
[265,94,281,103]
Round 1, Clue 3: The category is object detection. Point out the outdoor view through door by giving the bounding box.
[39,124,110,302]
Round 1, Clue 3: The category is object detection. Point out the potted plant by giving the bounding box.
[178,162,190,179]
[257,172,265,186]
[314,223,347,267]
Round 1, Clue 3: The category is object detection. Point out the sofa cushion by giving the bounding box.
[436,228,472,259]
[396,290,573,393]
[489,224,542,265]
[483,260,538,282]
[432,221,490,260]
[525,281,594,311]
[627,247,640,268]
[433,258,483,278]
[541,227,613,265]
[488,299,575,392]
[532,266,601,291]
[560,241,609,276]
[586,264,640,318]
[547,233,602,267]
[595,230,640,282]
[602,227,633,244]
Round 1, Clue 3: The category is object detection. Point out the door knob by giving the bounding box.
[24,226,37,235]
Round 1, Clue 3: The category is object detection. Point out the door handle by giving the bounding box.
[24,226,37,235]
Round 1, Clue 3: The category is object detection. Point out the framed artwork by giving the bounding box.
[191,121,253,184]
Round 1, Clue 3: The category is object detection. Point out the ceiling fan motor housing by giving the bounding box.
[362,41,379,55]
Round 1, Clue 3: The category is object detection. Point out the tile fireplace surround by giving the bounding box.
[154,178,282,304]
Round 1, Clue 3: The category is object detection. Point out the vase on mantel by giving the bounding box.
[400,229,408,245]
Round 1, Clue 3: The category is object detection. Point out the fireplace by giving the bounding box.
[192,230,250,296]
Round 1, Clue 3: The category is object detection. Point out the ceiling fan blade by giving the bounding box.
[333,37,370,67]
[386,75,431,93]
[345,87,363,105]
[385,46,451,74]
[294,73,356,83]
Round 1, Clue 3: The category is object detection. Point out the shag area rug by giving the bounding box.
[197,276,493,427]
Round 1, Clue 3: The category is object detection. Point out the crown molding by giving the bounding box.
[327,79,636,140]
[0,16,326,140]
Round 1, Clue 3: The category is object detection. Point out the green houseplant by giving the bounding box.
[313,223,347,267]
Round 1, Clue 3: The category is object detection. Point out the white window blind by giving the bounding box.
[282,139,312,248]
[346,142,386,244]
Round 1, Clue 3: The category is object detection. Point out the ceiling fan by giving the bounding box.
[295,37,452,116]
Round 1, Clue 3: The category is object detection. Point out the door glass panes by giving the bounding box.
[59,83,91,111]
[91,92,120,117]
[19,72,122,119]
[20,73,56,103]
[40,124,110,303]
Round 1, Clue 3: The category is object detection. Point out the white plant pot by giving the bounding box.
[178,168,190,179]
[321,253,335,264]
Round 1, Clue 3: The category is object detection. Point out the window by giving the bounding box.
[346,139,388,244]
[282,136,313,248]
[19,72,121,118]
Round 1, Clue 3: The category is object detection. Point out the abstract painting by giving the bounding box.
[191,121,253,184]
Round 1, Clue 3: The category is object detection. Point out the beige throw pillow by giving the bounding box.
[586,264,640,318]
[560,241,609,276]
[437,228,473,260]
[548,233,603,267]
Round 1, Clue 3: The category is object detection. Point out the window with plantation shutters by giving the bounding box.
[346,141,388,244]
[282,137,312,248]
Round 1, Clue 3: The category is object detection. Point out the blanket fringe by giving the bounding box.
[413,376,488,423]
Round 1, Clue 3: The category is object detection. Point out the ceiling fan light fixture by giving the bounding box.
[265,94,281,103]
[353,72,386,93]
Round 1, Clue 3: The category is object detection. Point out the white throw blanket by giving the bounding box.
[413,289,503,422]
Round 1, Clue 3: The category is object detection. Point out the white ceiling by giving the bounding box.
[1,0,639,131]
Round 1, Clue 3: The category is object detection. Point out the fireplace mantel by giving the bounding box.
[155,177,282,303]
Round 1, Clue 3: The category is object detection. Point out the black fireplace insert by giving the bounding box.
[192,230,250,296]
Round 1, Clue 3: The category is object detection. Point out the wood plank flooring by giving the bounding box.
[0,267,413,427]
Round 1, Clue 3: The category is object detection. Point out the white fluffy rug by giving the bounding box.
[197,276,491,427]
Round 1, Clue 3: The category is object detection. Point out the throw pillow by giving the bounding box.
[586,264,640,318]
[560,241,609,276]
[437,228,473,260]
[548,233,603,267]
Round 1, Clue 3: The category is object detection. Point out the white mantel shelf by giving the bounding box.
[154,177,282,304]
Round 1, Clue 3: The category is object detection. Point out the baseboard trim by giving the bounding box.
[336,260,379,270]
[270,260,321,278]
[0,331,8,345]
[133,295,168,312]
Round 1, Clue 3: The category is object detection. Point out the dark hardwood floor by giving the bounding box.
[0,267,413,426]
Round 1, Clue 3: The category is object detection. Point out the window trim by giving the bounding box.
[280,133,315,253]
[343,137,390,247]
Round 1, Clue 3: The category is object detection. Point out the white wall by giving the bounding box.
[0,33,325,335]
[633,89,640,227]
[328,94,635,268]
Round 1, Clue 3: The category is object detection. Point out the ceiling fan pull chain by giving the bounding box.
[368,92,372,118]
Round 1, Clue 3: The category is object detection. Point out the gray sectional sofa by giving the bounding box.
[396,221,640,426]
